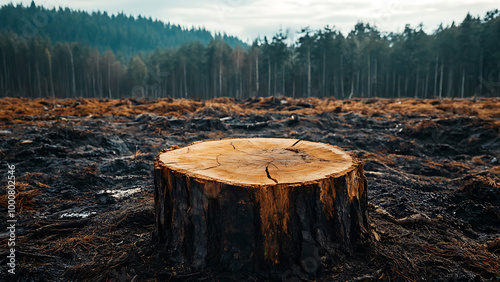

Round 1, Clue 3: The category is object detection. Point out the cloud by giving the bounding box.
[159,0,367,41]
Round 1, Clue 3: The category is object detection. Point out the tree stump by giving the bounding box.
[154,138,369,272]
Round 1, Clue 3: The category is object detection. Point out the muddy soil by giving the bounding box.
[0,97,499,281]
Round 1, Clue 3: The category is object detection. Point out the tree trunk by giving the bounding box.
[268,59,271,96]
[398,75,401,99]
[2,49,7,95]
[14,53,22,95]
[67,44,76,97]
[374,58,377,97]
[434,54,439,98]
[307,46,311,97]
[154,138,370,272]
[240,57,244,99]
[156,64,160,99]
[0,69,4,97]
[27,62,32,97]
[478,49,483,96]
[173,73,176,99]
[92,74,96,97]
[183,60,188,98]
[219,59,222,98]
[404,70,409,97]
[340,54,344,98]
[424,64,429,99]
[107,57,111,99]
[447,66,453,98]
[45,48,55,102]
[282,64,285,96]
[439,63,444,99]
[392,70,396,98]
[367,54,371,97]
[350,76,354,99]
[236,49,241,99]
[461,68,465,98]
[332,71,337,97]
[36,61,42,98]
[415,63,420,98]
[385,72,389,98]
[255,53,259,93]
[116,69,120,98]
[213,71,216,99]
[356,70,360,97]
[96,54,102,98]
[273,62,277,95]
[322,51,326,97]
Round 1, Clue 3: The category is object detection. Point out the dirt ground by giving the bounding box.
[0,96,499,281]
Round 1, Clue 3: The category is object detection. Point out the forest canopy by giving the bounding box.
[0,2,245,55]
[0,2,499,99]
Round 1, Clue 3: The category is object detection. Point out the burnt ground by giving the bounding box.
[0,97,499,281]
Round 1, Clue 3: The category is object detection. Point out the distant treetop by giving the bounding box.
[0,2,247,57]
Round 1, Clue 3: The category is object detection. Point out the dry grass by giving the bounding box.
[0,181,41,212]
[422,242,500,279]
[360,151,397,166]
[47,234,106,254]
[1,97,499,124]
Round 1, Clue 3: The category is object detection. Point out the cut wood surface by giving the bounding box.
[158,138,354,186]
[154,138,369,272]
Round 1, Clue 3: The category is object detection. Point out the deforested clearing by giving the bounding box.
[1,97,499,281]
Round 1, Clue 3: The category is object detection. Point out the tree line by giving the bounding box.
[0,2,245,56]
[1,4,499,99]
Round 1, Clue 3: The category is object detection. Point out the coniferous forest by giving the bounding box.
[1,2,500,99]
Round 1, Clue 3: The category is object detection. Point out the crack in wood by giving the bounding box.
[269,162,279,170]
[291,139,301,147]
[230,142,236,150]
[284,147,313,163]
[198,155,221,171]
[235,147,251,155]
[199,165,219,171]
[284,148,300,153]
[265,165,278,184]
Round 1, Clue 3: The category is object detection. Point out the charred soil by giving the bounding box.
[0,97,499,281]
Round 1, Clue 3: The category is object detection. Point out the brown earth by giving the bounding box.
[0,96,499,281]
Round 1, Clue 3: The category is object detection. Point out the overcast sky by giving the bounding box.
[9,0,500,43]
